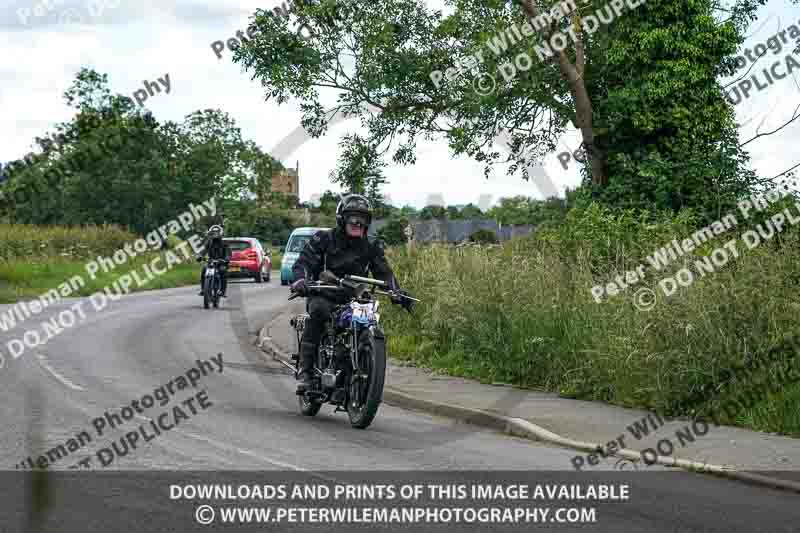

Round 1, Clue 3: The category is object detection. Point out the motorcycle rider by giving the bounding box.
[290,193,411,393]
[197,224,231,297]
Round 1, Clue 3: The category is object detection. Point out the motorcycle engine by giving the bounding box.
[321,369,342,389]
[335,340,349,362]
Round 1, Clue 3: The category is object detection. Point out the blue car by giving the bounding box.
[280,227,330,285]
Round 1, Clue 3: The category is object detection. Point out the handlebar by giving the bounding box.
[288,283,342,300]
[288,278,419,305]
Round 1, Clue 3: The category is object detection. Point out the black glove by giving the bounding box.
[290,278,308,296]
[391,290,414,311]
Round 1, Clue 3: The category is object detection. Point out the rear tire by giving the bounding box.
[347,328,386,429]
[255,268,263,283]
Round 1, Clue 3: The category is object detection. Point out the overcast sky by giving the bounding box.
[1,0,798,208]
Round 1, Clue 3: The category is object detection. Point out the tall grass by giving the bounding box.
[382,202,800,436]
[0,223,198,302]
[0,223,135,261]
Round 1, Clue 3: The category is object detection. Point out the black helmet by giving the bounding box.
[336,193,372,230]
[207,224,224,239]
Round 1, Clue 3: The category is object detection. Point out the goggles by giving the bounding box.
[345,214,368,227]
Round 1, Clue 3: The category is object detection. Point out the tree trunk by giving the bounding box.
[519,0,607,186]
[571,81,607,186]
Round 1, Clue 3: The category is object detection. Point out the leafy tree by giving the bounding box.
[0,68,283,235]
[419,205,447,220]
[317,190,340,216]
[328,134,388,205]
[447,205,464,219]
[460,203,483,218]
[377,216,409,245]
[233,0,767,221]
[584,0,770,222]
[488,196,532,225]
[399,205,419,218]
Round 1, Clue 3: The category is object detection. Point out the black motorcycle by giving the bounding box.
[200,258,228,309]
[284,271,418,429]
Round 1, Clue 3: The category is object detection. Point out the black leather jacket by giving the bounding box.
[203,238,231,261]
[292,229,399,290]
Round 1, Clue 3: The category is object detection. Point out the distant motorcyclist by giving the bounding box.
[290,193,411,393]
[197,225,231,297]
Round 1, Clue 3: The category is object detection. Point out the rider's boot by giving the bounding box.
[296,342,316,394]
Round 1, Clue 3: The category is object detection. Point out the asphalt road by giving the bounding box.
[0,279,798,532]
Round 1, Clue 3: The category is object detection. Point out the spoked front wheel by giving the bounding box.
[347,328,386,429]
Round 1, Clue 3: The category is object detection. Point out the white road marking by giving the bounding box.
[129,416,312,473]
[35,353,86,391]
[178,430,339,483]
[180,431,307,471]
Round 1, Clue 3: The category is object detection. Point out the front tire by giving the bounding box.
[347,328,386,429]
[212,276,220,308]
[298,394,323,416]
[297,335,330,417]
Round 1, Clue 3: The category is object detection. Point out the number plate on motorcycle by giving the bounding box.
[207,268,216,275]
[350,302,376,324]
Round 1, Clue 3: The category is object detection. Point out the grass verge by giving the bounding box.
[381,202,800,437]
[0,252,198,304]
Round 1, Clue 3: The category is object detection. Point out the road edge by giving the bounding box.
[257,308,800,495]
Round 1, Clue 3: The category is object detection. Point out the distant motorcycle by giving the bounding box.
[285,271,418,429]
[200,257,228,309]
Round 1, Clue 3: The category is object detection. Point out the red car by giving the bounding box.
[223,237,272,283]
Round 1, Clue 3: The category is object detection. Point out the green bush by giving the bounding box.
[469,229,498,244]
[377,218,408,246]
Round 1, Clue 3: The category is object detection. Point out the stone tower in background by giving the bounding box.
[271,160,299,197]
